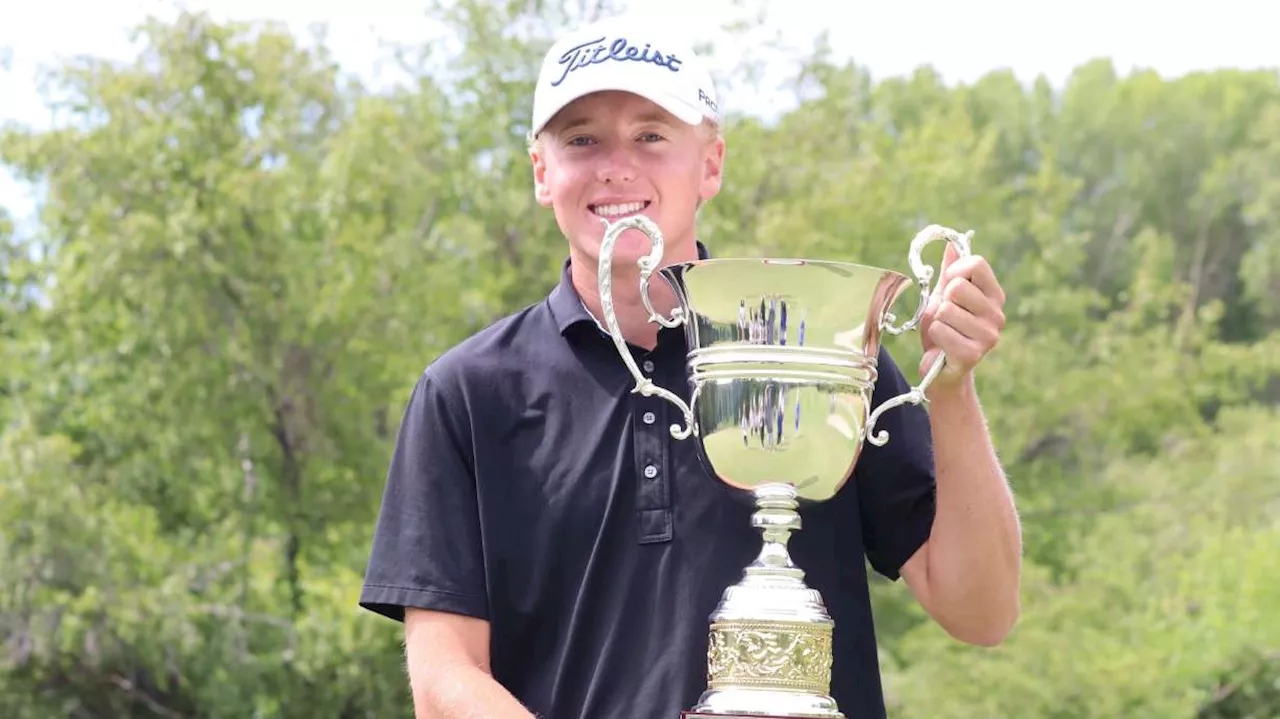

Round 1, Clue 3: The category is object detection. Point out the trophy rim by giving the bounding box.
[661,256,911,281]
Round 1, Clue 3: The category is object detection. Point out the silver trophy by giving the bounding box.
[596,215,972,719]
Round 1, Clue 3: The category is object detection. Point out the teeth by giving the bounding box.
[593,201,646,217]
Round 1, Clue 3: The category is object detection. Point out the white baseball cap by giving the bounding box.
[530,16,720,137]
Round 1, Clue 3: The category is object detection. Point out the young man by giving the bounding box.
[359,15,1021,719]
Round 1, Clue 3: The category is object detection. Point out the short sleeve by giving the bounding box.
[855,346,937,581]
[359,370,489,622]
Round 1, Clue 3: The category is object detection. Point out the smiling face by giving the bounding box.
[530,90,725,274]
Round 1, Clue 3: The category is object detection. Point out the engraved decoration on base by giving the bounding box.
[707,620,832,693]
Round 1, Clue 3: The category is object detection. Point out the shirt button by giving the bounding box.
[642,411,656,425]
[643,464,658,479]
[642,360,655,373]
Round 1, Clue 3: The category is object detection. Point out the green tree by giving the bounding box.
[0,12,416,715]
[1,4,1278,717]
[882,405,1280,719]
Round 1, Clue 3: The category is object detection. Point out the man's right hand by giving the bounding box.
[405,609,537,719]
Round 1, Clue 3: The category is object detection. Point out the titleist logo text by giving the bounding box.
[551,36,683,87]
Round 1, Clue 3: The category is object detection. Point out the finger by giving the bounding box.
[942,278,1006,329]
[941,255,1005,303]
[928,320,985,370]
[934,297,1002,348]
[967,258,1005,303]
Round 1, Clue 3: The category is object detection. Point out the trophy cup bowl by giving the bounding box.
[596,216,973,719]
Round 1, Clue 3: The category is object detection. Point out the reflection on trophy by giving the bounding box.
[596,215,972,719]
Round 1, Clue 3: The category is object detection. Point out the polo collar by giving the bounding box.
[547,241,711,336]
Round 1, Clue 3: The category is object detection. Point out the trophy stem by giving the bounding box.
[745,483,804,579]
[688,482,844,719]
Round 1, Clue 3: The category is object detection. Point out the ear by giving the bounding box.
[699,135,726,202]
[531,145,553,207]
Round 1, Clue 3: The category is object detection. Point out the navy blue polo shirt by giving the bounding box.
[359,248,937,719]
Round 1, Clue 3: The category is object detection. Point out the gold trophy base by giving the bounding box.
[683,485,844,719]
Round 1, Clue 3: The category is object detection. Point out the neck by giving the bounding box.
[572,242,698,351]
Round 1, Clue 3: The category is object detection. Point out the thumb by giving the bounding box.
[919,346,942,378]
[941,241,961,274]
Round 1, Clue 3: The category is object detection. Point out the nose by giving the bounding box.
[595,144,637,184]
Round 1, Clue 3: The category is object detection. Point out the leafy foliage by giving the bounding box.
[1,3,1277,717]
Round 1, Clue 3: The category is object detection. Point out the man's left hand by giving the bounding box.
[917,242,1006,391]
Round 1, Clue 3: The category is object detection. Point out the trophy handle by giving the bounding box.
[865,224,974,447]
[597,215,697,440]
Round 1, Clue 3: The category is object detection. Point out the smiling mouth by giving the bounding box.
[590,201,651,218]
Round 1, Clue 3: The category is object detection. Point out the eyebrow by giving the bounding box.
[554,117,593,133]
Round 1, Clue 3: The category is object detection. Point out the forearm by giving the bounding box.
[408,661,536,719]
[922,377,1022,644]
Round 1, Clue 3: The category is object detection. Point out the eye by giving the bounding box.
[565,135,595,147]
[638,131,665,143]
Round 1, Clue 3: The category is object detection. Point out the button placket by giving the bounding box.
[633,352,672,544]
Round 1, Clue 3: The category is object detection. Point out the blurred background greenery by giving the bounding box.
[1,1,1278,717]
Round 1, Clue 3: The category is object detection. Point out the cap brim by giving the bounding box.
[531,77,704,137]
